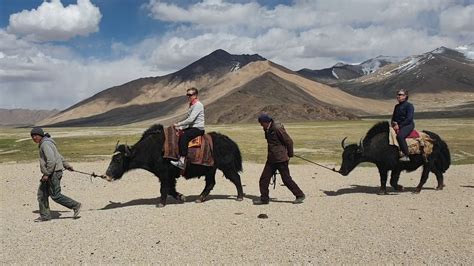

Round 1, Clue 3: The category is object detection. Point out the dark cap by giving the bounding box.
[30,127,45,137]
[257,113,273,123]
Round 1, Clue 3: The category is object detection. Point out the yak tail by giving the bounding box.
[424,130,451,173]
[209,132,243,173]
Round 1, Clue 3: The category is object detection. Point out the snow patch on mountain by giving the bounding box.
[359,56,403,75]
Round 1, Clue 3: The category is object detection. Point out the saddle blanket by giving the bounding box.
[389,127,434,157]
[163,126,214,167]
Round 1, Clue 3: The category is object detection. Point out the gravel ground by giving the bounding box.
[1,161,472,264]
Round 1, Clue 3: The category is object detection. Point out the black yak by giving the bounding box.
[338,121,450,194]
[105,124,244,207]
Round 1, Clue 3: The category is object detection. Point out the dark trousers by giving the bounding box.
[179,128,205,157]
[396,123,415,156]
[37,171,80,219]
[259,161,305,201]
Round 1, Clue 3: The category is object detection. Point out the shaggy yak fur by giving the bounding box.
[338,121,451,194]
[105,124,244,207]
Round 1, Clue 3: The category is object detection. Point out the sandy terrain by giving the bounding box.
[1,161,472,264]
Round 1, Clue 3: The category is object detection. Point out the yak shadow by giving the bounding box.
[100,194,255,210]
[322,185,382,196]
[323,185,438,196]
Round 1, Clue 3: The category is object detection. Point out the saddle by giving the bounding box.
[162,126,214,167]
[389,127,434,158]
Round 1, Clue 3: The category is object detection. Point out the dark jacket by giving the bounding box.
[264,121,294,163]
[391,100,415,128]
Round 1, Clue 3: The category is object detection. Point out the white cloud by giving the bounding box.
[7,0,102,42]
[440,5,474,38]
[2,0,473,110]
[0,30,158,109]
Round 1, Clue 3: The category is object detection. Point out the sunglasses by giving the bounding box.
[186,94,195,97]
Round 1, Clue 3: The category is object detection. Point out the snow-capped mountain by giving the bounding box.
[336,46,474,99]
[297,55,403,83]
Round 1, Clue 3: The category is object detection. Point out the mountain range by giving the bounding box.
[2,46,473,127]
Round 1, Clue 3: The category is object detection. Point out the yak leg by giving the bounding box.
[432,167,445,190]
[414,164,431,194]
[223,169,244,201]
[157,172,174,208]
[195,168,217,203]
[168,174,186,203]
[377,166,389,195]
[390,168,404,191]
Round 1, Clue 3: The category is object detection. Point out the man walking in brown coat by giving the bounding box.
[253,114,305,205]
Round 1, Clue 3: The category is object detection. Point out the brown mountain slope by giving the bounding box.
[0,108,59,127]
[40,50,266,126]
[44,59,394,127]
[205,72,358,124]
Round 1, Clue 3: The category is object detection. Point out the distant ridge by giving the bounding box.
[33,46,474,127]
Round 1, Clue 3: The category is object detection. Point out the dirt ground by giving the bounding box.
[1,161,472,264]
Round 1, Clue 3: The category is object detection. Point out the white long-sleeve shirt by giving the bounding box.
[176,101,205,130]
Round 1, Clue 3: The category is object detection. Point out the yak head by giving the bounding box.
[338,137,364,176]
[105,142,133,181]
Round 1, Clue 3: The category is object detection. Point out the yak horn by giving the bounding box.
[341,137,348,149]
[359,138,364,152]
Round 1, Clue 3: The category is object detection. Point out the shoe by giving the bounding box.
[399,156,410,162]
[293,195,305,204]
[170,160,185,170]
[73,203,82,218]
[34,217,50,222]
[253,199,269,205]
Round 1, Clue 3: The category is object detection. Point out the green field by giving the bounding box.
[1,118,473,165]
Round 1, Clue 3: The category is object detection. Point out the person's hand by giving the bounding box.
[393,124,399,131]
[41,175,49,182]
[65,166,74,171]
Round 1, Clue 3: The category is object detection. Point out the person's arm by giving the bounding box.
[276,127,294,157]
[62,156,73,171]
[41,143,57,176]
[176,103,203,128]
[399,103,414,127]
[391,105,397,127]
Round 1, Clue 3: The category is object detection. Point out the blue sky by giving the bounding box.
[0,0,473,109]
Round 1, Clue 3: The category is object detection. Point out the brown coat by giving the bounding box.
[264,121,294,163]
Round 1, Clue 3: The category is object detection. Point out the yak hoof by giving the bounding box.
[394,185,404,192]
[436,185,445,190]
[236,196,244,201]
[156,202,165,208]
[378,189,388,195]
[195,195,207,203]
[413,188,422,194]
[175,194,186,203]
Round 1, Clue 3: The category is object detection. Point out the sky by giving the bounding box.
[0,0,473,110]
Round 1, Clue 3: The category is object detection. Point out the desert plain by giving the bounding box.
[1,120,473,264]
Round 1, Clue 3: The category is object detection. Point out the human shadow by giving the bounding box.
[460,185,474,189]
[32,210,72,220]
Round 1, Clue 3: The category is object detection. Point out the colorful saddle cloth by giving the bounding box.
[389,127,434,157]
[163,126,214,167]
